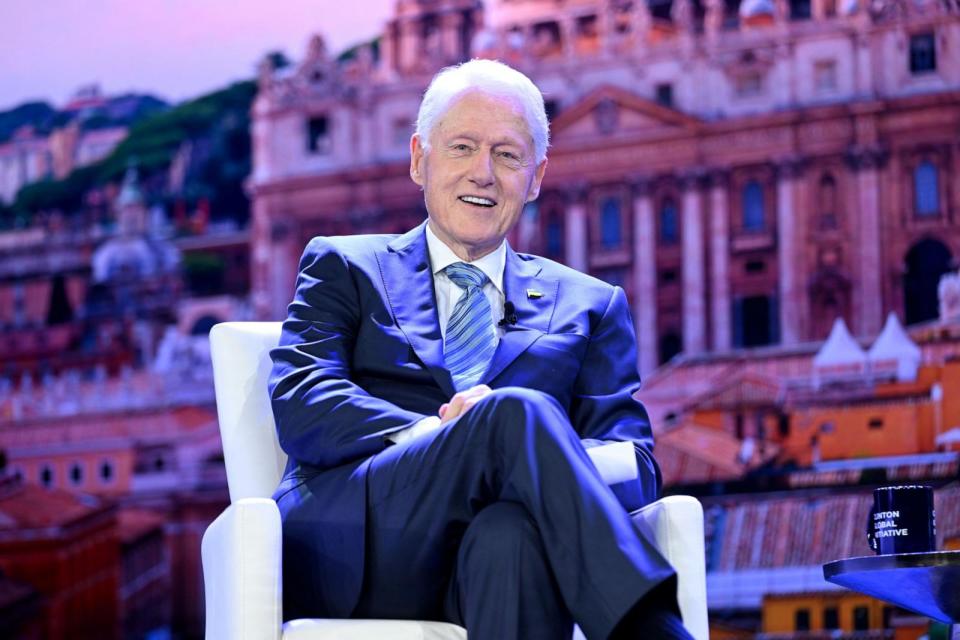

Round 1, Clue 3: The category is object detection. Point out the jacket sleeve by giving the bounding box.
[269,237,428,469]
[570,285,662,506]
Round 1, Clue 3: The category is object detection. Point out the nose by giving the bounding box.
[467,148,495,188]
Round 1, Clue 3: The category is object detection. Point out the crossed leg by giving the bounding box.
[351,387,681,640]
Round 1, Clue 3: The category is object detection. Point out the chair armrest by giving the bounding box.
[202,498,283,640]
[631,496,709,640]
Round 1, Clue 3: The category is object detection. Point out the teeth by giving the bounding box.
[459,196,496,207]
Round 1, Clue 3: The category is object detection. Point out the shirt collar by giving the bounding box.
[425,222,506,295]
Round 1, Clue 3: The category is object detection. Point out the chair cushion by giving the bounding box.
[283,619,466,640]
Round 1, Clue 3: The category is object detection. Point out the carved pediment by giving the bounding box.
[550,85,701,142]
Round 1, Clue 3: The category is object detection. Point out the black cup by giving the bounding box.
[866,485,936,555]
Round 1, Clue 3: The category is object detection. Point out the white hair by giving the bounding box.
[415,59,550,164]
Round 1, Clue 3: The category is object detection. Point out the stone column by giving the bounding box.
[269,219,301,321]
[251,196,272,320]
[564,182,589,272]
[380,21,397,74]
[633,0,652,39]
[704,0,724,43]
[854,33,874,98]
[777,158,803,345]
[811,0,825,19]
[681,171,707,355]
[398,18,420,73]
[630,175,658,378]
[848,146,886,338]
[709,169,731,351]
[252,194,300,321]
[561,18,577,60]
[440,11,464,63]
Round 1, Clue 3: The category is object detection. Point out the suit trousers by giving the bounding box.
[350,387,675,640]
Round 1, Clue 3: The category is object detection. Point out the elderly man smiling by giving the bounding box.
[269,59,691,640]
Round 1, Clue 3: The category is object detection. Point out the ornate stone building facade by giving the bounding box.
[250,0,960,377]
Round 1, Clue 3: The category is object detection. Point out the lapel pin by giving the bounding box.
[526,289,543,299]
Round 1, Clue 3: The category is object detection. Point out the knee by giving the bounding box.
[485,386,555,412]
[477,387,567,433]
[460,502,540,563]
[465,387,576,454]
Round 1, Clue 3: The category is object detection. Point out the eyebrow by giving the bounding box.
[446,133,527,149]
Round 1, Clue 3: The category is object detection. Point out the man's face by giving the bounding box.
[410,90,547,261]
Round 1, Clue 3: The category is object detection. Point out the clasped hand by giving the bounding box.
[439,384,492,424]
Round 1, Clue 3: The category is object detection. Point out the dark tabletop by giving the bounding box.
[823,551,960,624]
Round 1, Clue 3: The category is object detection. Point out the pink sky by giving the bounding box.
[0,0,395,110]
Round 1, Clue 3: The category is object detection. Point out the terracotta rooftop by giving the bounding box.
[0,476,101,530]
[117,508,166,544]
[703,484,960,572]
[658,423,778,486]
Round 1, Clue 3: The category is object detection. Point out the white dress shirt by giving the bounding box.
[425,223,507,340]
[388,224,507,444]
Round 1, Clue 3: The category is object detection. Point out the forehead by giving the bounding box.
[434,90,532,146]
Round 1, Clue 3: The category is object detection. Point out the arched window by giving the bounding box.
[545,212,564,259]
[904,238,952,324]
[914,161,939,216]
[658,331,682,365]
[100,460,115,483]
[659,198,678,245]
[818,174,838,230]
[600,197,622,249]
[70,462,84,486]
[40,465,53,487]
[742,181,765,231]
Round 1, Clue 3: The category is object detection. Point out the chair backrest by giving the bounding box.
[209,322,286,502]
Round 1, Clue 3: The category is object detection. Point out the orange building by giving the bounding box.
[762,592,929,640]
[0,477,121,639]
[642,310,960,636]
[644,313,960,485]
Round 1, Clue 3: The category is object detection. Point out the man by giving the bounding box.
[269,59,691,639]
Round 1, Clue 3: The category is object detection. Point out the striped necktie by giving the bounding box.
[443,262,497,392]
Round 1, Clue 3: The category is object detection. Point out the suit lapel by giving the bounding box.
[377,222,456,397]
[481,246,557,385]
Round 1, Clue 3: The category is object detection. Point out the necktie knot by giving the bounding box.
[444,262,487,291]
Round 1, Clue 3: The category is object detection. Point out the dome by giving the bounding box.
[92,237,159,282]
[91,236,179,283]
[838,0,859,15]
[739,0,776,18]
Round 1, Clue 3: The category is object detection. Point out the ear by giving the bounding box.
[525,158,548,202]
[410,134,425,187]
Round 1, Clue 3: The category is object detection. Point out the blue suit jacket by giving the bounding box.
[269,221,661,618]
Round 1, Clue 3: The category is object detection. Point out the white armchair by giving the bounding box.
[202,322,709,640]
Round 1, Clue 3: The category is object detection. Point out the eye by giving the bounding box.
[450,143,473,153]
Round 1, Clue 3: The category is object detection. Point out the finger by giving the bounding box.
[439,403,449,418]
[441,394,466,423]
[447,393,466,415]
[464,384,491,396]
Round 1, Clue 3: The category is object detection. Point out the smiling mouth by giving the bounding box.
[459,195,497,208]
